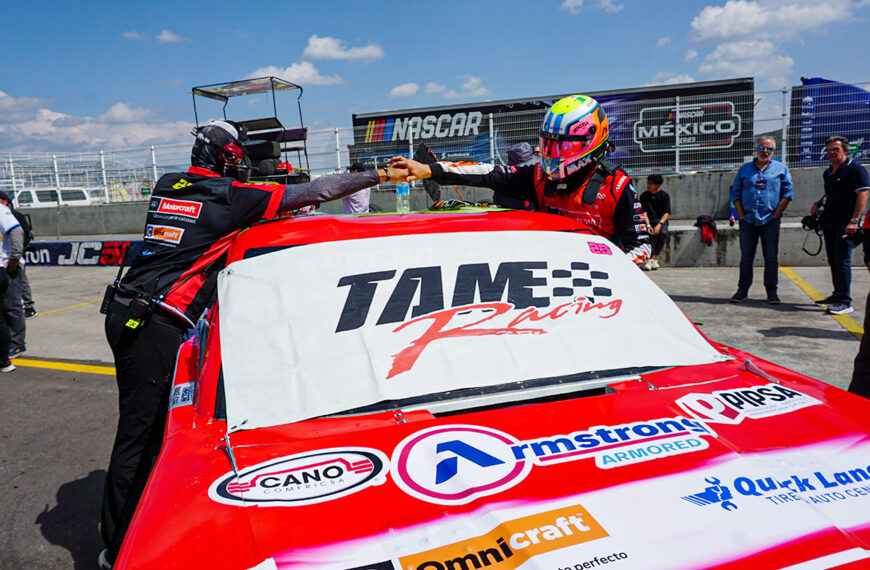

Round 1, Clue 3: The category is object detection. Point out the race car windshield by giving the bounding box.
[217,231,729,432]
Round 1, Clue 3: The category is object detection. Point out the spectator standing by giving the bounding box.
[849,230,870,398]
[493,142,536,210]
[342,163,371,214]
[639,174,670,270]
[811,135,870,315]
[0,191,37,318]
[0,203,19,373]
[729,136,793,304]
[533,145,541,158]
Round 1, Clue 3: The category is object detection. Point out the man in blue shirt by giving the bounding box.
[811,135,870,315]
[729,136,793,304]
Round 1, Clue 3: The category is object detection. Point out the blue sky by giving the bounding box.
[1,0,869,152]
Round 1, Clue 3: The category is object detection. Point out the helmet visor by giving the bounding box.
[540,137,591,159]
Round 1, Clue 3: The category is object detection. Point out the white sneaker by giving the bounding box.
[651,259,660,270]
[641,261,653,271]
[0,361,15,372]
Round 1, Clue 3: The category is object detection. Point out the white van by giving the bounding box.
[13,188,93,208]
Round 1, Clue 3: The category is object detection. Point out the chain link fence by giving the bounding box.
[2,80,869,207]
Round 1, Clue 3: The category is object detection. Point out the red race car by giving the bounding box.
[118,208,870,569]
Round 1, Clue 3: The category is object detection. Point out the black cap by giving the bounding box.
[349,162,367,172]
[0,191,11,203]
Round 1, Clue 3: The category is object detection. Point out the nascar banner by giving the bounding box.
[217,231,729,432]
[351,78,754,174]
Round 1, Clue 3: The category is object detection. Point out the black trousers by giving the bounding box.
[850,291,870,398]
[0,269,10,362]
[101,302,186,559]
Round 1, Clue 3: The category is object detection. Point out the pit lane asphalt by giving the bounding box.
[0,265,866,569]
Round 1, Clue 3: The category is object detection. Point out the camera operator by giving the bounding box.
[811,135,869,315]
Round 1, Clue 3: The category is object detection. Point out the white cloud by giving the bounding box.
[247,62,343,86]
[444,75,492,99]
[560,0,623,13]
[389,83,420,97]
[426,82,446,93]
[0,90,52,124]
[301,35,384,62]
[123,30,146,41]
[684,49,698,62]
[698,40,794,85]
[689,0,851,44]
[645,72,696,86]
[156,30,186,43]
[98,102,153,124]
[657,37,671,48]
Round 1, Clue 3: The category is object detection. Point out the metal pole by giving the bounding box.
[408,131,414,188]
[781,87,789,165]
[674,97,680,174]
[8,158,15,194]
[150,145,158,185]
[334,128,341,172]
[53,155,61,239]
[489,113,495,163]
[100,150,109,203]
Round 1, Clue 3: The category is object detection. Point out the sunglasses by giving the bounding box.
[757,146,775,152]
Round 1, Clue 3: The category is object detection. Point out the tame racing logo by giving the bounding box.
[676,383,821,424]
[398,504,610,570]
[392,419,714,505]
[335,260,620,379]
[208,447,388,507]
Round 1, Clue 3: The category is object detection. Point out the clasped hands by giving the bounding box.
[382,157,432,183]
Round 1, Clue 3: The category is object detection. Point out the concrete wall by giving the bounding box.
[23,165,855,268]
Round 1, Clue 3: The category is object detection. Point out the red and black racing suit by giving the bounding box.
[101,166,380,561]
[430,160,651,265]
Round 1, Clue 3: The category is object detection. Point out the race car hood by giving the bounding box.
[128,359,870,569]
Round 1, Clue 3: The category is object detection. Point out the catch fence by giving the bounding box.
[2,78,868,207]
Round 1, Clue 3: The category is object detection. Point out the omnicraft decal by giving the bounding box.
[392,419,714,505]
[397,504,610,570]
[209,448,388,507]
[676,383,821,425]
[218,231,727,431]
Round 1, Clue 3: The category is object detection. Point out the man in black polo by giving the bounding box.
[811,135,870,315]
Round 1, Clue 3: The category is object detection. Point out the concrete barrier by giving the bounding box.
[23,164,861,268]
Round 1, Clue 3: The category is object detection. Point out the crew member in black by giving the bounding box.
[99,120,406,568]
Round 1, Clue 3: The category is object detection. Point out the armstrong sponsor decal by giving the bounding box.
[335,260,620,379]
[365,112,483,143]
[681,461,870,512]
[149,196,203,219]
[398,504,609,570]
[209,447,388,507]
[633,102,741,152]
[145,224,184,245]
[392,419,714,504]
[676,383,821,425]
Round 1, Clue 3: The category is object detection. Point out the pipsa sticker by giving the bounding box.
[676,383,821,425]
[209,447,388,507]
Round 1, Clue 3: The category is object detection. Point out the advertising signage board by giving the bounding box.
[351,78,754,174]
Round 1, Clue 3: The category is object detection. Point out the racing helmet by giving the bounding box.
[191,120,251,182]
[540,95,609,180]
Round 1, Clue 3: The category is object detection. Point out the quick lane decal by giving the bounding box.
[676,383,821,425]
[209,448,388,507]
[392,419,714,505]
[399,504,609,570]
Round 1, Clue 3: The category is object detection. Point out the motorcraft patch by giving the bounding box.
[209,447,388,507]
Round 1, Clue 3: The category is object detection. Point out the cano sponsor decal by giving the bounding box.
[145,224,184,245]
[681,461,870,512]
[398,504,609,570]
[149,196,203,219]
[209,447,388,507]
[335,260,620,379]
[676,383,821,425]
[392,419,714,504]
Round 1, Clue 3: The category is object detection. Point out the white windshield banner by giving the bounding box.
[218,231,728,431]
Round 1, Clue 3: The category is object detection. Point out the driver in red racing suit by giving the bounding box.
[391,94,650,265]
